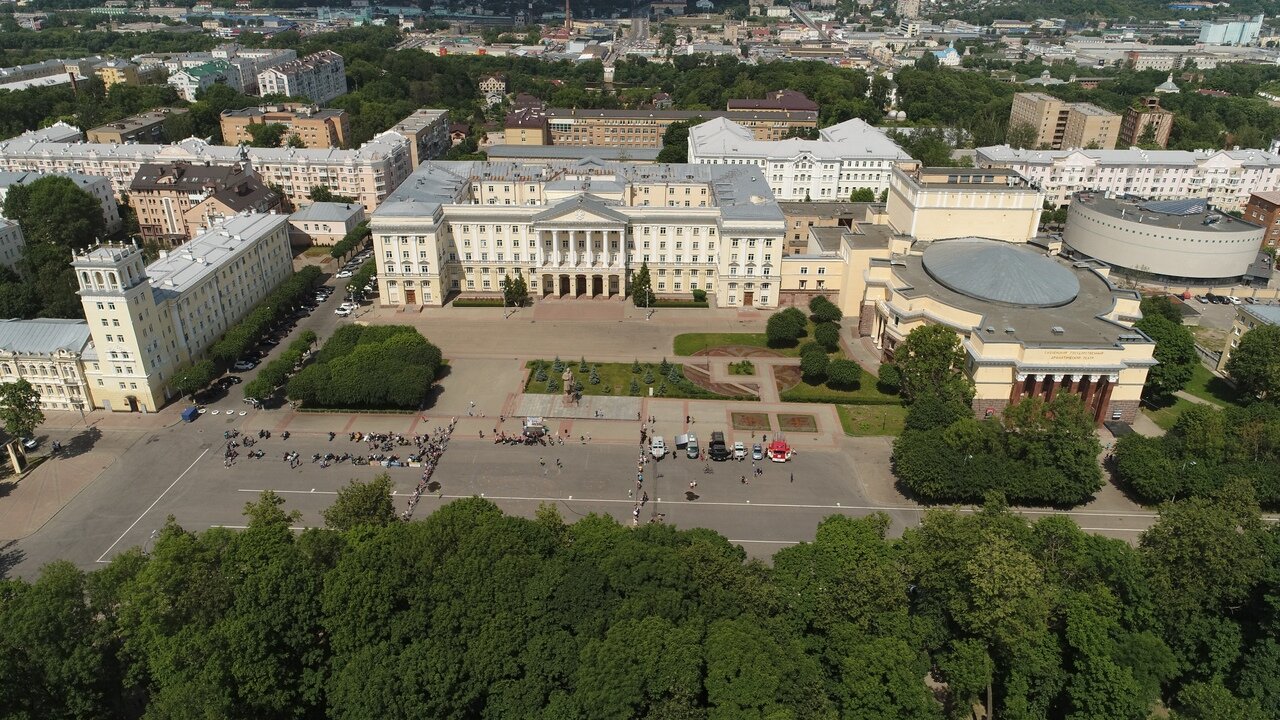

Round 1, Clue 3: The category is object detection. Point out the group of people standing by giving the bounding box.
[402,419,457,520]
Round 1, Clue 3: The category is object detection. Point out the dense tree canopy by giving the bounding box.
[1225,324,1280,403]
[286,325,442,409]
[1134,298,1197,402]
[4,485,1279,719]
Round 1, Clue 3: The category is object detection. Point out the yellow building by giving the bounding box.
[93,60,140,90]
[886,166,1044,243]
[74,213,293,412]
[0,319,95,413]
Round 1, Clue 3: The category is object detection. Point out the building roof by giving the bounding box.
[0,318,91,356]
[726,90,819,112]
[484,145,661,162]
[130,161,248,192]
[1249,191,1280,205]
[219,105,345,121]
[289,201,362,223]
[89,108,187,136]
[1074,192,1263,234]
[179,60,231,79]
[978,145,1280,168]
[0,170,107,194]
[922,238,1081,307]
[142,213,287,297]
[1243,303,1280,326]
[690,116,912,162]
[206,177,279,213]
[544,107,819,123]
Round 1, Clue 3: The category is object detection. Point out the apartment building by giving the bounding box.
[1244,191,1280,247]
[257,51,347,105]
[93,59,139,89]
[886,166,1045,242]
[1118,96,1174,149]
[74,213,293,412]
[0,128,413,211]
[168,60,239,102]
[219,105,351,149]
[0,319,95,412]
[287,201,365,246]
[86,108,188,144]
[0,220,23,268]
[388,108,451,168]
[0,170,121,232]
[0,56,103,85]
[540,107,820,148]
[975,145,1280,211]
[688,116,916,201]
[129,161,279,245]
[1218,303,1280,374]
[369,159,786,308]
[211,45,296,95]
[1008,92,1120,150]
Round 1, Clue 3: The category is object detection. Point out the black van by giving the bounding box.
[709,431,730,461]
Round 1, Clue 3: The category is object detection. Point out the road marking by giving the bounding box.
[96,448,210,563]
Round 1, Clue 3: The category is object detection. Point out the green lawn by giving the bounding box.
[1142,396,1198,431]
[524,360,745,400]
[837,404,908,436]
[673,321,824,358]
[779,367,901,405]
[302,246,333,257]
[1181,363,1242,407]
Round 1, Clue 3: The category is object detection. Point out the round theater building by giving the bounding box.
[861,237,1156,423]
[1063,193,1267,286]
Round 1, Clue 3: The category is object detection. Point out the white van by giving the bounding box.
[650,436,666,459]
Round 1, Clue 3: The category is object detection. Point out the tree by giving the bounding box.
[323,474,399,531]
[892,324,971,403]
[826,358,861,389]
[242,489,301,529]
[915,51,940,70]
[1225,324,1280,402]
[808,295,842,324]
[800,347,829,383]
[1140,295,1184,324]
[309,185,356,204]
[630,262,656,307]
[850,187,876,202]
[813,321,840,352]
[286,133,307,148]
[2,176,106,249]
[0,378,44,442]
[1137,122,1160,149]
[170,360,217,400]
[1134,313,1196,401]
[766,309,806,348]
[656,117,703,163]
[1007,121,1038,149]
[246,122,289,147]
[500,273,528,306]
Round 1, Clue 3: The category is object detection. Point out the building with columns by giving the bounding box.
[0,318,95,413]
[370,159,786,308]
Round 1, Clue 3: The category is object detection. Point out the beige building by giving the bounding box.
[370,159,785,309]
[86,108,187,145]
[542,107,820,149]
[886,166,1045,243]
[129,161,279,246]
[389,108,451,168]
[1118,96,1174,149]
[93,59,139,89]
[74,213,294,413]
[1218,304,1280,372]
[1009,92,1120,150]
[287,201,365,246]
[0,319,95,413]
[778,201,864,255]
[219,105,350,149]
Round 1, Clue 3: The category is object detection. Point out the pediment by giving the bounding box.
[532,194,627,224]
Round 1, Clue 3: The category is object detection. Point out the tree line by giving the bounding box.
[2,477,1278,719]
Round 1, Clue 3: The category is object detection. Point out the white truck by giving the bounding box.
[650,436,666,459]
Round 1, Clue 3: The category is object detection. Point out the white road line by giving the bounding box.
[96,448,210,563]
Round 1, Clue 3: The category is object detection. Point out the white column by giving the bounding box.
[551,229,560,266]
[585,229,595,266]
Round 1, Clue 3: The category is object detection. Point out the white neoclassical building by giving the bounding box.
[688,116,916,201]
[0,318,95,413]
[370,159,786,308]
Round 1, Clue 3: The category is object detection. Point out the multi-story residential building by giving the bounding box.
[688,116,916,201]
[129,161,281,245]
[388,108,451,168]
[1243,191,1280,247]
[538,107,819,148]
[369,159,786,309]
[725,89,819,114]
[73,213,293,412]
[1009,92,1120,150]
[895,0,921,18]
[0,56,103,85]
[887,166,1045,243]
[1118,96,1174,149]
[0,129,412,211]
[211,45,296,94]
[287,202,365,246]
[168,60,238,102]
[975,145,1280,211]
[1218,303,1280,373]
[0,219,24,268]
[504,105,551,146]
[0,170,121,233]
[1199,14,1263,45]
[257,51,346,105]
[219,105,351,149]
[92,59,139,89]
[478,74,506,96]
[86,107,188,144]
[0,319,95,412]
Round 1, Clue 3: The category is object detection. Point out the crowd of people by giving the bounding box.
[402,419,457,520]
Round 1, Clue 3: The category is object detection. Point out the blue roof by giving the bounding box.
[1140,198,1207,216]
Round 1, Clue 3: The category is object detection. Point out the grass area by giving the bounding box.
[1189,325,1227,352]
[1182,363,1242,407]
[524,360,742,400]
[672,321,824,358]
[837,404,908,437]
[779,367,902,405]
[302,246,333,258]
[729,360,756,376]
[1142,395,1199,431]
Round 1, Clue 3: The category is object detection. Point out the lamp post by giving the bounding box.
[71,398,86,425]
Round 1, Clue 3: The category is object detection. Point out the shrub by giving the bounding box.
[285,325,442,410]
[643,368,655,384]
[877,363,902,393]
[579,357,589,373]
[553,356,565,372]
[800,349,829,383]
[589,366,601,385]
[814,322,840,352]
[809,295,842,324]
[826,359,862,390]
[632,359,642,374]
[629,378,641,395]
[692,288,707,302]
[766,309,807,348]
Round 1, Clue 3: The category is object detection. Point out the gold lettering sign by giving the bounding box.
[1043,350,1099,361]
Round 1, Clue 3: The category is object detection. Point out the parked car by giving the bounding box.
[336,270,354,278]
[1246,297,1257,304]
[334,307,352,317]
[650,436,666,459]
[1195,295,1208,304]
[1229,296,1242,305]
[752,444,763,461]
[20,437,37,450]
[733,441,747,460]
[232,359,257,372]
[218,375,242,388]
[685,434,699,459]
[709,431,729,461]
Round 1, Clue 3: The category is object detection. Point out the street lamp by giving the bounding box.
[70,398,86,425]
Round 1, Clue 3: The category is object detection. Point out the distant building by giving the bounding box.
[478,74,506,96]
[129,161,279,246]
[86,108,187,145]
[1009,92,1120,150]
[1244,191,1280,247]
[0,319,95,412]
[1154,73,1181,94]
[1118,96,1174,149]
[93,59,139,89]
[73,213,294,412]
[287,202,365,246]
[895,0,920,18]
[387,108,451,168]
[219,105,350,149]
[257,50,346,105]
[504,105,551,145]
[887,166,1045,243]
[725,89,819,114]
[168,60,237,102]
[0,219,23,269]
[1219,303,1280,373]
[0,170,121,233]
[1198,14,1263,45]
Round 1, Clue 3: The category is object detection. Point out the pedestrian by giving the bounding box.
[685,415,690,424]
[790,472,794,483]
[740,475,747,484]
[689,480,697,489]
[628,489,633,498]
[556,458,562,469]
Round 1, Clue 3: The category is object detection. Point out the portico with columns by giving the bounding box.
[532,196,630,299]
[1008,370,1119,423]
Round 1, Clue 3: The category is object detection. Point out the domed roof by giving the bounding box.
[922,238,1080,308]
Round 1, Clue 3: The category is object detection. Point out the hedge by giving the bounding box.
[655,300,709,308]
[328,221,370,259]
[452,298,505,307]
[244,332,317,402]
